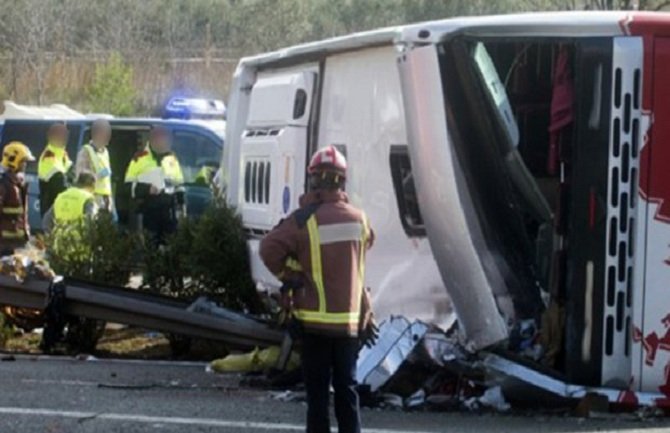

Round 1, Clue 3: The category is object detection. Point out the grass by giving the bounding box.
[2,327,172,359]
[2,326,230,361]
[95,327,172,359]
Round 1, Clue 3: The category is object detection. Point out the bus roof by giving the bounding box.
[238,11,670,69]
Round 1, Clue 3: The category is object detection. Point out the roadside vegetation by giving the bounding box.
[3,199,260,358]
[0,0,667,115]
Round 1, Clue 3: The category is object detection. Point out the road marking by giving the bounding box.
[3,353,207,367]
[0,407,441,433]
[21,379,98,387]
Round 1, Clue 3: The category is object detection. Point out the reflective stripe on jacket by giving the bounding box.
[38,143,72,182]
[0,172,29,246]
[54,187,95,223]
[82,144,112,196]
[124,148,184,198]
[259,190,374,336]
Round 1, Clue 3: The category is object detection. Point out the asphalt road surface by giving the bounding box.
[2,356,670,433]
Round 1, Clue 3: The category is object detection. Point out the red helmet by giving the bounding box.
[308,145,347,178]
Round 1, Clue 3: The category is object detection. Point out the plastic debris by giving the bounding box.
[380,393,404,408]
[405,388,426,409]
[0,241,55,283]
[269,390,306,402]
[476,386,511,412]
[418,331,468,367]
[209,346,300,373]
[356,316,429,392]
[0,243,55,331]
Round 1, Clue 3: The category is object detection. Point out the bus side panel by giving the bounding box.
[318,47,453,328]
[637,37,670,394]
[564,39,614,386]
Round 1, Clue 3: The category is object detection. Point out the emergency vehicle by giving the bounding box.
[0,102,224,228]
[223,11,670,402]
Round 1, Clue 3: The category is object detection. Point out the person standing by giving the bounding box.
[0,142,35,255]
[124,125,184,244]
[260,145,376,433]
[38,122,72,217]
[76,119,114,213]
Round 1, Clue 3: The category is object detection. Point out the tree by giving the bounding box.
[87,52,137,115]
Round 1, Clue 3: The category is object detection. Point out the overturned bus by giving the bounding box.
[222,11,670,400]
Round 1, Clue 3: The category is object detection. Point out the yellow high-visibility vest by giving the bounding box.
[54,187,95,223]
[124,148,184,197]
[83,144,112,197]
[38,143,72,182]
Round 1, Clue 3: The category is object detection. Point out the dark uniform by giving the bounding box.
[0,171,30,255]
[38,142,72,218]
[259,146,375,433]
[124,147,184,244]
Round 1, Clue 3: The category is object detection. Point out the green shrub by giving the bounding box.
[46,212,139,285]
[142,197,262,314]
[43,213,139,352]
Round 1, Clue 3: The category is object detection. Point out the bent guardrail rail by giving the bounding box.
[0,275,283,349]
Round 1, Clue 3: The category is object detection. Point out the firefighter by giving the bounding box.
[75,119,114,213]
[42,171,98,233]
[38,122,72,217]
[124,125,184,244]
[260,145,377,433]
[0,142,35,255]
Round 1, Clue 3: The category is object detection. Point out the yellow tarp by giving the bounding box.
[209,346,300,373]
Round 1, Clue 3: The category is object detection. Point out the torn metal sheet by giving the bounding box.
[356,316,429,392]
[483,353,667,408]
[418,332,468,367]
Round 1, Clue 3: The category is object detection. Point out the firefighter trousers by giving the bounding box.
[301,333,361,433]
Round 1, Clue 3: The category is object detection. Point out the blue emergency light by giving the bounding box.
[163,97,226,120]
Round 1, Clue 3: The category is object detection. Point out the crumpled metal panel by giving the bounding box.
[397,44,508,349]
[356,316,429,392]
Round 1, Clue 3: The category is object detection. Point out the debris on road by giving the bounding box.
[464,386,511,412]
[269,390,306,403]
[209,346,300,374]
[356,316,429,392]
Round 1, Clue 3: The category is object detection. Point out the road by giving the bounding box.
[1,356,670,433]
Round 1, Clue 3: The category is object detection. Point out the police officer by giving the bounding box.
[42,171,98,233]
[38,122,72,217]
[260,145,376,433]
[76,119,114,213]
[0,142,35,255]
[124,125,184,244]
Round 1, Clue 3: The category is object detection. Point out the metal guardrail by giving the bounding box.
[0,275,283,349]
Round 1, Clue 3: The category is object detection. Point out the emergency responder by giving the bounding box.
[0,142,35,255]
[75,119,114,213]
[38,122,72,217]
[124,125,185,244]
[42,171,98,233]
[260,145,376,433]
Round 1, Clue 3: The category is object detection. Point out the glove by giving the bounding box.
[280,278,302,293]
[360,320,379,349]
